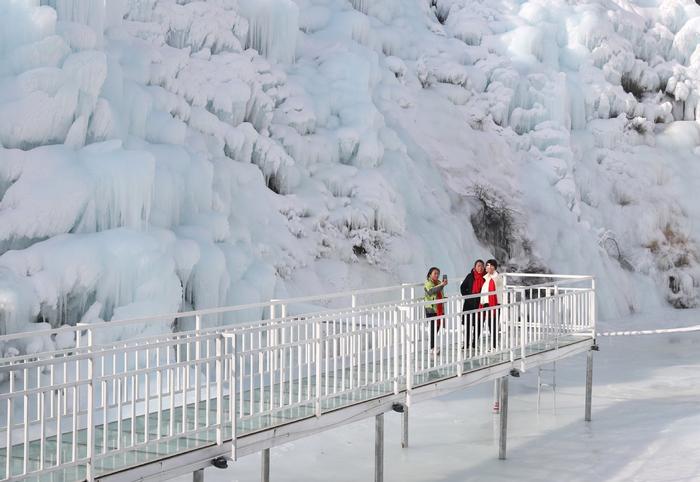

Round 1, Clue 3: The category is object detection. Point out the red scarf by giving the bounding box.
[487,278,498,306]
[436,290,444,317]
[471,269,485,294]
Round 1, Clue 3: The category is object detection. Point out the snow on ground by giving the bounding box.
[173,308,700,482]
[1,0,700,355]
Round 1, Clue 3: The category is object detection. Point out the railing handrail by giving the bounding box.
[503,272,593,280]
[0,281,424,344]
[0,274,593,362]
[0,284,596,371]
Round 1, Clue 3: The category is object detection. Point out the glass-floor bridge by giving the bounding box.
[0,273,597,482]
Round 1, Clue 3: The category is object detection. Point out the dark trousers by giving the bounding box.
[461,310,481,348]
[483,304,500,348]
[425,309,440,349]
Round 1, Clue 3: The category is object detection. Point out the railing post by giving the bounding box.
[86,329,95,481]
[457,301,463,377]
[216,334,224,446]
[519,291,526,371]
[554,284,560,349]
[402,307,412,449]
[403,308,413,405]
[510,293,516,363]
[270,300,278,411]
[393,309,399,395]
[315,319,322,417]
[230,333,238,461]
[351,294,357,373]
[194,315,202,431]
[5,367,13,479]
[590,278,596,339]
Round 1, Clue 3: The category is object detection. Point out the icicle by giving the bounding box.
[40,0,106,42]
[238,0,299,64]
[350,0,368,14]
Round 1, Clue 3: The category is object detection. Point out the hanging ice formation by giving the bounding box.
[238,0,299,64]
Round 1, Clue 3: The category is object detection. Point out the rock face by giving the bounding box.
[1,0,699,353]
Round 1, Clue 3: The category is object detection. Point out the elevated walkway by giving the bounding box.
[0,273,596,481]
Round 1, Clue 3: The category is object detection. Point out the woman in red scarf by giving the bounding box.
[479,259,502,350]
[460,260,485,350]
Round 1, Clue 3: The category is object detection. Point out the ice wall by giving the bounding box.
[1,0,700,355]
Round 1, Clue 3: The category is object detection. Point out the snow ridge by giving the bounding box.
[1,0,699,355]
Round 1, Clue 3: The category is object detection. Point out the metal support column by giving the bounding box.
[262,448,270,482]
[193,469,204,482]
[401,407,409,448]
[375,413,384,482]
[585,350,593,422]
[498,376,509,460]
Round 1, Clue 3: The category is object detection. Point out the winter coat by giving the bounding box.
[424,279,445,315]
[460,269,485,313]
[480,271,503,306]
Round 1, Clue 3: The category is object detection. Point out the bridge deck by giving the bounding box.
[0,273,596,482]
[2,335,591,481]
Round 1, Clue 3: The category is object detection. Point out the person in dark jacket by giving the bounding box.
[460,259,485,350]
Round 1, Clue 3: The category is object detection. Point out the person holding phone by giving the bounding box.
[424,267,448,356]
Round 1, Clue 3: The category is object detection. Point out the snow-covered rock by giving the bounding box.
[1,0,700,352]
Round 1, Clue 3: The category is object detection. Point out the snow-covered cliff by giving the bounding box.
[1,0,699,352]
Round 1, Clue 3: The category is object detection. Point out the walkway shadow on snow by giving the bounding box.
[433,393,700,482]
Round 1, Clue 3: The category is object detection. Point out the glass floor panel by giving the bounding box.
[1,335,590,480]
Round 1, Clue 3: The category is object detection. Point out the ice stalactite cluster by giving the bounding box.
[1,0,700,355]
[239,0,299,64]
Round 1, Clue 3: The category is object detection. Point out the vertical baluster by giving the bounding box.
[206,338,212,426]
[306,322,312,402]
[324,323,330,398]
[288,326,294,406]
[250,332,255,417]
[216,335,223,446]
[55,384,62,467]
[332,319,338,395]
[156,343,162,440]
[117,378,122,451]
[22,368,29,476]
[315,319,322,417]
[131,373,137,447]
[39,391,45,471]
[194,316,201,431]
[101,358,108,454]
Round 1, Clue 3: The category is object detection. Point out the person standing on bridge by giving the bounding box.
[424,267,447,356]
[460,259,485,350]
[480,259,503,350]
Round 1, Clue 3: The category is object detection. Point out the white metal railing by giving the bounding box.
[0,274,595,481]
